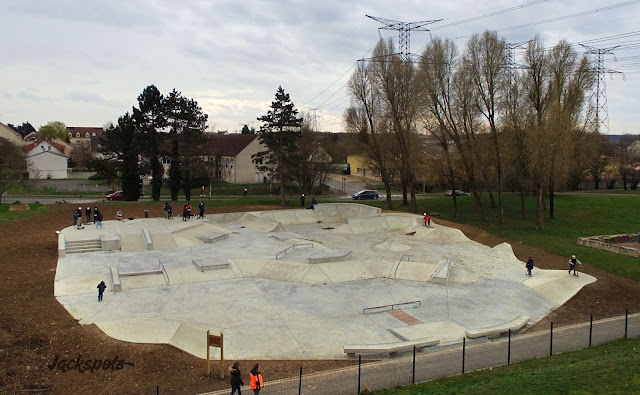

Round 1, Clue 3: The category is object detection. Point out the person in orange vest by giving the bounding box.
[249,363,264,394]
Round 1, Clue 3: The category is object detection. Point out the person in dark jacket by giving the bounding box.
[198,201,205,219]
[526,257,534,276]
[97,281,107,301]
[85,206,92,224]
[229,361,244,395]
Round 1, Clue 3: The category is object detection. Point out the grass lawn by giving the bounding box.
[0,203,48,224]
[359,193,640,281]
[373,337,640,394]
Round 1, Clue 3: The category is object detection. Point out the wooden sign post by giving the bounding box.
[206,330,224,378]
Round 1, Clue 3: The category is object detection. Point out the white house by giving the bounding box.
[25,140,69,179]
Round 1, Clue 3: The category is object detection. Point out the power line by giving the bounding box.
[431,0,550,30]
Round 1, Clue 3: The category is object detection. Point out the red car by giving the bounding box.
[107,191,124,200]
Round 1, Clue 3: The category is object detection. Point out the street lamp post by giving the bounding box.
[342,176,345,192]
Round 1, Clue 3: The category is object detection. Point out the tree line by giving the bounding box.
[344,30,628,230]
[95,85,336,203]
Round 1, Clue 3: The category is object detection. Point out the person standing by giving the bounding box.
[249,364,264,395]
[167,203,173,219]
[229,361,244,395]
[93,207,99,224]
[198,201,205,219]
[201,185,205,196]
[96,210,103,228]
[569,255,581,276]
[164,202,169,219]
[427,214,431,228]
[85,206,92,224]
[73,209,79,227]
[526,257,534,276]
[243,188,248,197]
[97,281,106,302]
[423,212,427,227]
[300,194,305,208]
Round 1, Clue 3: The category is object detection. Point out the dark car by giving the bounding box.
[445,189,470,196]
[107,191,124,200]
[352,190,379,200]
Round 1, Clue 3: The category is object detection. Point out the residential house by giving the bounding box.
[24,140,69,179]
[0,122,23,146]
[67,126,104,153]
[208,133,267,184]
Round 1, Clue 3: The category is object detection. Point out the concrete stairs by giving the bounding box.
[66,239,102,254]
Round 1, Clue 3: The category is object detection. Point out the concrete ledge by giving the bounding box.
[101,235,121,251]
[577,234,640,257]
[465,315,530,339]
[172,222,205,234]
[344,337,440,357]
[58,233,66,258]
[431,259,451,284]
[143,229,153,250]
[195,232,229,243]
[308,249,352,264]
[110,266,121,293]
[192,258,230,272]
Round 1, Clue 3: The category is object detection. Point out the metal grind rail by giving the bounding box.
[275,243,314,260]
[363,300,422,315]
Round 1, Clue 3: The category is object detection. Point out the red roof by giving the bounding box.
[25,139,68,155]
[207,134,259,157]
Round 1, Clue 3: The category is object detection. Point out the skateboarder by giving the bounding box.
[526,257,534,276]
[569,255,581,276]
[229,361,244,395]
[97,281,106,301]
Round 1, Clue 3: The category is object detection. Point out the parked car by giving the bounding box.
[445,189,470,196]
[352,190,380,200]
[107,191,124,200]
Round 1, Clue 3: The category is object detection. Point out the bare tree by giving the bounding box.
[465,31,509,223]
[370,39,422,213]
[345,46,394,209]
[418,37,486,220]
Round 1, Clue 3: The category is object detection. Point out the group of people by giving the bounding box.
[73,206,103,229]
[524,255,582,277]
[423,213,432,227]
[229,361,264,395]
[176,201,206,221]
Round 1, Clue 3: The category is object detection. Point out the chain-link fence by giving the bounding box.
[196,310,638,395]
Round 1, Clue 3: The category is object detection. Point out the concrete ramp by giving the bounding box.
[337,215,420,235]
[169,323,215,359]
[235,213,283,232]
[524,270,597,307]
[120,235,146,252]
[414,226,470,243]
[96,317,181,344]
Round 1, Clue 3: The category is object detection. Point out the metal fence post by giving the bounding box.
[625,308,629,340]
[358,355,361,395]
[507,329,511,365]
[298,366,302,395]
[412,346,416,384]
[589,315,593,347]
[550,322,554,357]
[462,337,466,374]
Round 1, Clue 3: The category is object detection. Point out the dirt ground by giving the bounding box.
[1,203,639,394]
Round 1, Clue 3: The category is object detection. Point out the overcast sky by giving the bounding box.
[1,0,639,134]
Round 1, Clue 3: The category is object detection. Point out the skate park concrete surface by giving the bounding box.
[54,203,596,360]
